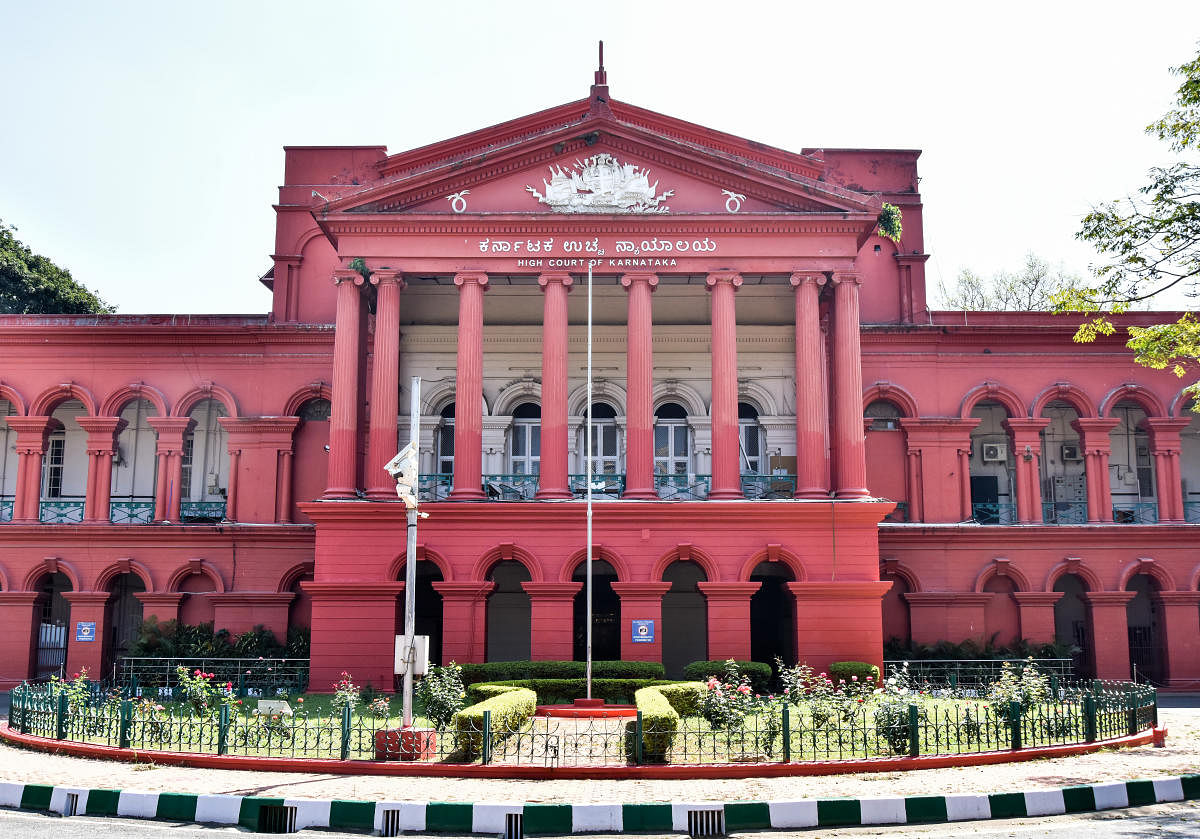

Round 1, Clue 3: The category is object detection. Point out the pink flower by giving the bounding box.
[194,669,201,676]
[706,678,719,689]
[738,685,751,694]
[851,675,858,681]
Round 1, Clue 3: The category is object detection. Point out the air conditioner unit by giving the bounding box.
[982,443,1007,463]
[1061,444,1081,462]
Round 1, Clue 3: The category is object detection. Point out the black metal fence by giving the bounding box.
[8,678,1156,767]
[116,658,309,696]
[883,658,1074,689]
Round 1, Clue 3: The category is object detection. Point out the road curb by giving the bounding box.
[0,774,1196,833]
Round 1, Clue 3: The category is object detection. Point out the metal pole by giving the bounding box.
[586,263,594,700]
[403,376,421,728]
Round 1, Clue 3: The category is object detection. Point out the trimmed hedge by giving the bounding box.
[450,686,536,758]
[653,681,707,717]
[829,660,881,685]
[632,685,679,760]
[683,660,773,693]
[466,678,662,705]
[459,660,665,685]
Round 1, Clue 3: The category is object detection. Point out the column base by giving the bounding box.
[621,490,658,501]
[836,488,872,499]
[707,489,744,500]
[534,489,574,500]
[448,489,487,501]
[365,489,399,501]
[793,489,829,499]
[322,488,358,500]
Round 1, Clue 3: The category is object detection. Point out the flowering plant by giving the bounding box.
[416,662,466,730]
[332,671,361,708]
[175,665,235,716]
[700,659,758,729]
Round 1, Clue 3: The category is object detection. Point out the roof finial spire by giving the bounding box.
[588,40,612,117]
[595,40,606,86]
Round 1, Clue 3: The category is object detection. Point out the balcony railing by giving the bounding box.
[1112,502,1158,524]
[971,502,1016,525]
[882,501,908,523]
[180,501,226,522]
[0,497,12,522]
[741,474,797,500]
[482,474,538,501]
[1184,500,1200,523]
[569,473,625,499]
[39,499,85,524]
[418,473,452,502]
[110,498,155,525]
[655,474,711,501]
[1042,500,1088,525]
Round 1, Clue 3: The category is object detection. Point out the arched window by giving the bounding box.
[654,402,689,477]
[865,400,902,431]
[181,399,229,521]
[1040,400,1087,524]
[1110,402,1156,523]
[111,399,158,524]
[0,400,16,521]
[41,400,87,523]
[584,402,620,475]
[435,402,455,476]
[508,403,541,475]
[291,398,330,523]
[738,402,764,475]
[969,400,1015,524]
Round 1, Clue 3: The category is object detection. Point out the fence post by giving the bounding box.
[781,705,791,763]
[1083,694,1097,742]
[238,673,246,698]
[1126,687,1137,737]
[339,703,351,761]
[119,700,132,749]
[55,693,68,740]
[1008,701,1021,750]
[1152,688,1159,729]
[949,672,957,691]
[907,704,920,757]
[482,710,492,765]
[217,704,229,755]
[635,711,643,764]
[1050,675,1059,697]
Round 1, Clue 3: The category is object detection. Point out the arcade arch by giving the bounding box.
[749,560,794,665]
[485,560,531,662]
[1053,573,1093,678]
[572,558,620,661]
[968,400,1016,524]
[661,559,707,678]
[1040,399,1087,524]
[182,398,230,521]
[1109,401,1156,522]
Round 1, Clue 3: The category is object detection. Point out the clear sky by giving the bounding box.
[2,1,1199,314]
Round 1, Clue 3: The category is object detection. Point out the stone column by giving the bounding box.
[536,273,573,499]
[905,449,923,522]
[830,273,869,498]
[1012,592,1064,644]
[5,417,55,523]
[325,268,366,499]
[1072,418,1121,522]
[611,582,671,662]
[697,582,760,661]
[1003,418,1050,523]
[62,591,110,678]
[277,451,294,523]
[147,417,193,522]
[1158,591,1200,685]
[790,272,829,498]
[0,592,40,687]
[621,273,658,499]
[523,582,581,659]
[433,581,494,663]
[449,273,488,500]
[1084,591,1136,680]
[706,272,743,499]
[77,417,127,523]
[366,270,406,499]
[1144,418,1190,522]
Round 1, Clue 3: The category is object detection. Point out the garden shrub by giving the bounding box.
[987,659,1050,721]
[683,660,772,693]
[126,617,302,659]
[653,682,706,717]
[633,685,679,760]
[459,660,664,685]
[466,678,661,705]
[829,661,881,686]
[416,662,466,731]
[451,686,537,758]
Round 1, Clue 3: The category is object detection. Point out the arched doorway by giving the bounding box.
[486,560,531,662]
[1110,402,1156,523]
[177,572,216,625]
[33,571,71,678]
[572,559,620,661]
[969,400,1016,524]
[395,560,444,667]
[104,572,145,672]
[1126,573,1164,683]
[182,398,230,522]
[749,561,794,665]
[110,399,158,524]
[1053,573,1092,677]
[1040,400,1087,524]
[661,560,707,678]
[881,572,912,648]
[982,576,1020,648]
[290,398,330,524]
[287,569,314,647]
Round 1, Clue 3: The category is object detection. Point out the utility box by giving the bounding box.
[394,634,430,676]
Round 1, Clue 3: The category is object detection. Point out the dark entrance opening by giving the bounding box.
[104,572,145,673]
[486,560,531,662]
[749,561,794,665]
[662,560,707,679]
[1126,573,1164,683]
[573,559,620,661]
[394,560,444,668]
[33,571,71,678]
[1053,573,1093,678]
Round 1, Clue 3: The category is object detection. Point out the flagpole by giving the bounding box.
[585,262,594,700]
[402,376,420,728]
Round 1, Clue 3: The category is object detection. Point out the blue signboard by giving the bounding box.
[76,621,96,643]
[631,619,655,643]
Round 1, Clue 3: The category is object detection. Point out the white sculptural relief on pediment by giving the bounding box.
[525,153,674,214]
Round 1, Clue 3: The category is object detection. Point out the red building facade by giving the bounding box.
[2,72,1199,690]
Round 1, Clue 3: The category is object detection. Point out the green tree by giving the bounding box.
[938,253,1082,311]
[1054,45,1200,402]
[0,220,114,314]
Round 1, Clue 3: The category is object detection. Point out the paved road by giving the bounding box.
[1,802,1198,837]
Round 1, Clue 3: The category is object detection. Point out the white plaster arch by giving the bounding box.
[420,381,489,417]
[492,380,543,416]
[568,380,627,416]
[652,381,707,417]
[736,380,779,416]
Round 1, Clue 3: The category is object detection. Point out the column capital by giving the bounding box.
[76,416,127,437]
[620,272,659,290]
[830,271,862,286]
[453,272,489,289]
[332,268,365,286]
[1082,591,1137,606]
[521,582,583,599]
[369,269,406,288]
[537,272,574,290]
[705,272,742,291]
[789,272,827,288]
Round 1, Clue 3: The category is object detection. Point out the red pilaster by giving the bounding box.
[620,273,658,500]
[1158,591,1200,685]
[0,592,39,687]
[449,273,488,501]
[897,419,978,523]
[1011,591,1064,644]
[147,417,194,522]
[62,592,109,678]
[697,582,760,661]
[830,273,868,498]
[705,272,742,500]
[134,592,185,625]
[536,273,573,499]
[433,581,493,664]
[1144,418,1190,522]
[209,592,295,640]
[304,581,405,690]
[1084,591,1137,680]
[1072,418,1121,522]
[523,582,581,659]
[6,417,55,523]
[366,270,406,499]
[326,268,366,499]
[903,592,991,645]
[611,582,671,663]
[1003,418,1050,523]
[790,273,828,498]
[277,451,294,524]
[788,582,892,676]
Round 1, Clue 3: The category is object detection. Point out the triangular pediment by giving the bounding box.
[316,98,880,219]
